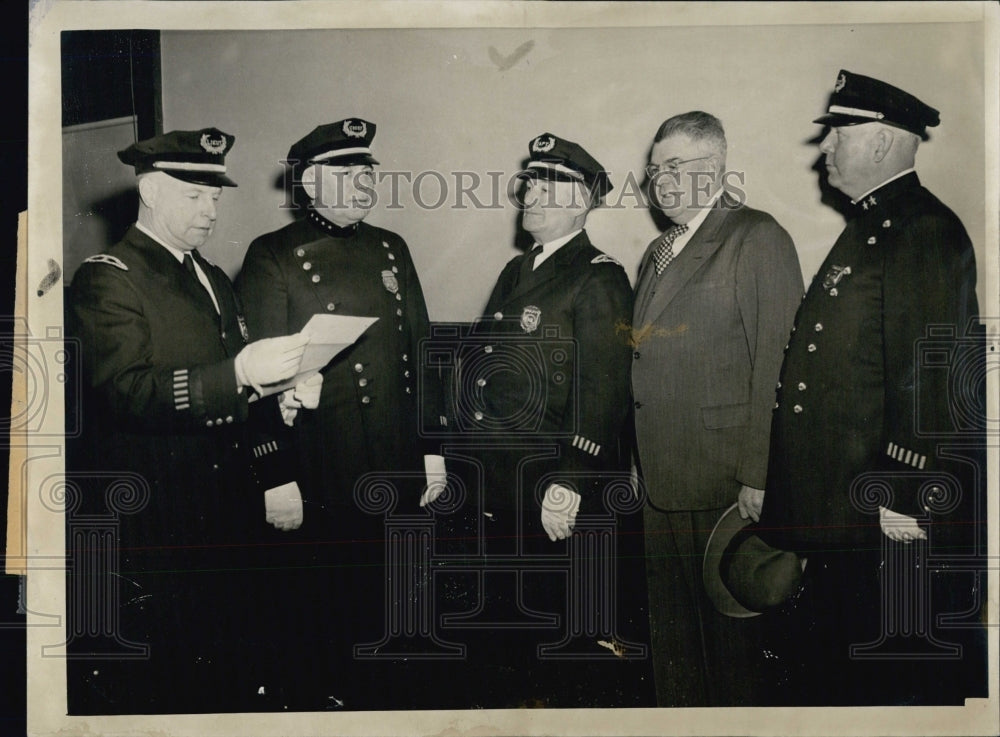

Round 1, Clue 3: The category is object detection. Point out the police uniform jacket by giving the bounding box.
[69,225,257,574]
[466,230,634,512]
[631,196,803,511]
[236,214,444,511]
[759,173,979,552]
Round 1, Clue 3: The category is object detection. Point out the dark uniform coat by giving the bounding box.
[465,229,634,514]
[760,172,979,553]
[236,212,445,513]
[67,224,267,711]
[754,172,984,706]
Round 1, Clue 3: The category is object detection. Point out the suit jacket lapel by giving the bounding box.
[640,203,735,324]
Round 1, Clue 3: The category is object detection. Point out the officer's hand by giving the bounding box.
[279,373,324,425]
[235,333,309,393]
[737,485,765,522]
[419,454,447,507]
[264,481,304,532]
[878,505,927,543]
[540,484,581,542]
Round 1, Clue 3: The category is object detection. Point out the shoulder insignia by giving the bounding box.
[82,254,129,271]
[591,254,622,267]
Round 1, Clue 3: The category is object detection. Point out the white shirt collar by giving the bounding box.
[532,228,583,269]
[851,168,915,205]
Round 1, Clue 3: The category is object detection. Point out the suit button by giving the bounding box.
[774,402,779,409]
[225,415,234,423]
[474,411,484,421]
[776,381,782,389]
[807,343,817,352]
[398,325,403,331]
[793,404,803,413]
[361,396,371,404]
[220,331,226,340]
[484,345,493,354]
[206,420,214,427]
[814,323,823,332]
[212,464,219,471]
[359,378,368,387]
[634,401,642,409]
[797,382,806,391]
[633,351,641,360]
[404,370,410,378]
[311,274,321,283]
[494,312,503,320]
[295,248,305,257]
[354,363,363,373]
[303,262,312,271]
[402,354,408,362]
[396,308,403,316]
[327,303,336,311]
[388,253,395,261]
[392,266,399,274]
[395,293,402,301]
[476,378,486,387]
[405,387,412,394]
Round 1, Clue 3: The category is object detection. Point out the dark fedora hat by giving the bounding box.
[703,504,805,618]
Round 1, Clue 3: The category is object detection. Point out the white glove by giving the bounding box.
[540,483,581,542]
[737,485,765,522]
[278,373,324,426]
[879,506,927,543]
[419,454,447,507]
[235,333,309,394]
[264,481,303,532]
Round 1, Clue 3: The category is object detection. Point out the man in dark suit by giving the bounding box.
[235,118,447,708]
[67,128,313,712]
[631,111,803,706]
[756,70,985,705]
[437,133,648,707]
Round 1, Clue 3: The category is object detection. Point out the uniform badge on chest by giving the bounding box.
[381,270,399,295]
[520,305,542,334]
[822,264,852,295]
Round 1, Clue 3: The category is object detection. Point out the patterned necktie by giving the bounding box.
[652,224,689,276]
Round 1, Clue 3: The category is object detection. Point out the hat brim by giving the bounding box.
[160,170,239,188]
[813,113,928,139]
[311,153,380,167]
[703,504,760,618]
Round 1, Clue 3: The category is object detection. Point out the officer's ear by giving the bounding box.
[137,173,159,209]
[872,126,895,163]
[301,164,319,201]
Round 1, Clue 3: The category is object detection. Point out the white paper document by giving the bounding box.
[259,314,378,396]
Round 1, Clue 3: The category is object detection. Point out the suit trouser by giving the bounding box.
[643,504,765,707]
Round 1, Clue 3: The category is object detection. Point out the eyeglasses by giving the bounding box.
[644,155,713,179]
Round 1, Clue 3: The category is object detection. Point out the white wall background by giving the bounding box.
[159,23,986,321]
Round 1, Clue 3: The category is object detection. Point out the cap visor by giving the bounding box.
[314,153,380,167]
[163,170,238,188]
[813,113,873,128]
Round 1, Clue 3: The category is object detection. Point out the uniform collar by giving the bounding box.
[308,208,361,238]
[850,169,919,213]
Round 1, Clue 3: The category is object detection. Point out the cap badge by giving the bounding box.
[520,305,542,334]
[200,132,228,154]
[834,73,847,93]
[822,264,852,293]
[531,135,555,153]
[381,269,399,294]
[343,119,368,139]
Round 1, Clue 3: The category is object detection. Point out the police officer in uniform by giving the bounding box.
[755,71,985,704]
[235,118,446,708]
[67,128,315,712]
[435,134,647,706]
